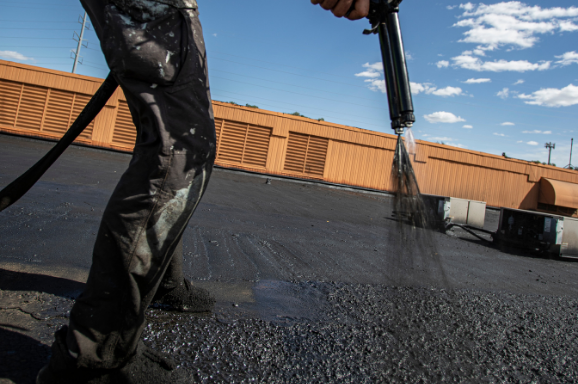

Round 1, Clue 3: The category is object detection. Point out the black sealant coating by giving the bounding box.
[1,134,578,383]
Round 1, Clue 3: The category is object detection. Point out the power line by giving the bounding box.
[80,63,108,71]
[0,36,72,40]
[211,67,578,126]
[211,75,391,112]
[82,59,107,67]
[0,20,78,23]
[0,45,75,48]
[212,93,387,131]
[0,4,82,10]
[0,28,76,31]
[1,30,575,122]
[2,44,575,125]
[210,56,368,90]
[211,68,382,103]
[210,56,577,119]
[0,1,77,5]
[210,44,569,92]
[210,50,367,81]
[212,88,388,127]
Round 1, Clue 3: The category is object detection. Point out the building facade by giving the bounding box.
[1,59,577,214]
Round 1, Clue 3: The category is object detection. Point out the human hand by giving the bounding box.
[310,0,370,20]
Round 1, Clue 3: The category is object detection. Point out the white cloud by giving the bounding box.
[356,62,386,92]
[497,87,510,99]
[437,60,450,68]
[411,83,463,97]
[501,122,515,126]
[513,79,525,85]
[517,140,523,143]
[360,66,463,98]
[405,52,414,61]
[432,86,463,97]
[364,79,386,93]
[451,52,551,72]
[463,125,473,129]
[447,5,457,10]
[527,141,539,145]
[410,82,434,95]
[559,20,578,32]
[363,62,384,71]
[555,51,578,66]
[454,2,578,51]
[424,111,466,124]
[522,130,551,134]
[464,78,491,83]
[212,33,217,37]
[493,133,506,137]
[355,71,381,78]
[0,50,32,61]
[448,143,468,148]
[518,84,578,107]
[355,62,383,78]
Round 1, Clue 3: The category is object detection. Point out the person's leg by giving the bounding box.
[152,236,216,312]
[160,236,185,291]
[38,1,215,379]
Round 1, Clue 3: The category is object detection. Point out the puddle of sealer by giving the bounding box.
[194,280,331,326]
[251,280,331,325]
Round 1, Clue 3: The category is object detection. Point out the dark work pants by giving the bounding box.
[68,0,215,369]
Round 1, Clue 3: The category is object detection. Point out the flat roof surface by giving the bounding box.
[1,133,578,383]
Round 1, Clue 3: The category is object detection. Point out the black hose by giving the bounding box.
[0,72,119,213]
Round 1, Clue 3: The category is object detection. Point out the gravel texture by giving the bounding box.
[2,134,578,383]
[143,282,578,383]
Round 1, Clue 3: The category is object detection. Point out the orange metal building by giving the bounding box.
[1,59,578,215]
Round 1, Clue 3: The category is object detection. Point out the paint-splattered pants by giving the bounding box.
[67,0,215,369]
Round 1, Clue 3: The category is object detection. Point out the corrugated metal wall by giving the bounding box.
[2,59,578,210]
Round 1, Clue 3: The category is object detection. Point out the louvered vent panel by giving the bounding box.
[284,133,309,173]
[112,100,137,147]
[43,89,74,136]
[284,132,328,177]
[15,84,47,132]
[71,94,95,140]
[243,125,271,167]
[304,136,328,176]
[217,121,248,163]
[0,80,21,127]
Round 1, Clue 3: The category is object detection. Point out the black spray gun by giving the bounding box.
[352,0,426,227]
[362,0,415,135]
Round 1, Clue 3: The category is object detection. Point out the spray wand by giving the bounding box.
[363,0,415,135]
[355,0,426,227]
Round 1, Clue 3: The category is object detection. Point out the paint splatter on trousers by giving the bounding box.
[68,0,215,369]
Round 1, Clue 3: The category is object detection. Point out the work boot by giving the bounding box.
[151,278,215,313]
[36,326,193,384]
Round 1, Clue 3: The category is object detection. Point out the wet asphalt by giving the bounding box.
[1,133,578,383]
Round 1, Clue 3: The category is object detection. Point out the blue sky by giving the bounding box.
[1,0,577,166]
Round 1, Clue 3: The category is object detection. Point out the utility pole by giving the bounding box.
[71,12,88,74]
[545,142,556,165]
[565,138,574,169]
